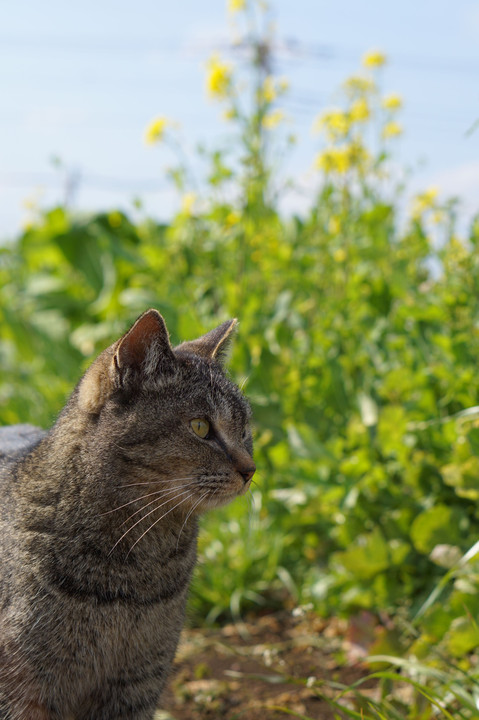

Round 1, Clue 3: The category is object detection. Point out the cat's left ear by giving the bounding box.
[114,309,175,379]
[175,319,238,363]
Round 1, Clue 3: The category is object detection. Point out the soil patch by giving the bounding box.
[159,610,376,720]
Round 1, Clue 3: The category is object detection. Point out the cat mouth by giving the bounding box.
[198,477,250,510]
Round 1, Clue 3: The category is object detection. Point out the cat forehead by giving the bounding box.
[144,353,250,421]
[207,381,251,424]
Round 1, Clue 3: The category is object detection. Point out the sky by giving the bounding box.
[1,0,478,237]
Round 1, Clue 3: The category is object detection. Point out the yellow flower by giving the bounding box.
[382,93,402,111]
[262,76,277,103]
[362,50,387,68]
[181,192,197,216]
[328,216,341,235]
[343,75,376,97]
[412,187,439,218]
[313,109,350,139]
[315,148,350,174]
[262,109,284,130]
[222,107,237,121]
[144,116,170,144]
[349,98,370,122]
[228,0,246,12]
[22,197,37,210]
[432,210,445,224]
[347,141,370,169]
[206,54,232,99]
[315,142,370,175]
[382,121,402,139]
[226,210,241,226]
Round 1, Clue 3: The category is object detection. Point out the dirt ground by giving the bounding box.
[157,610,378,720]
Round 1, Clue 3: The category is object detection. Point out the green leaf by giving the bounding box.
[467,427,479,456]
[333,528,390,580]
[410,505,461,555]
[446,617,479,657]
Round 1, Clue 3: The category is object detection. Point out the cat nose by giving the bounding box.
[238,463,256,484]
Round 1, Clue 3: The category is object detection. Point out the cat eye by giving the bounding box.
[190,418,210,439]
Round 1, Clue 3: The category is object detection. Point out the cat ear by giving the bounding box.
[175,319,238,362]
[114,309,175,379]
[78,310,175,413]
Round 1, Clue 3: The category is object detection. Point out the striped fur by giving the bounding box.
[0,310,255,719]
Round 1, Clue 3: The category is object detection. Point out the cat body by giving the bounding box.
[0,310,255,720]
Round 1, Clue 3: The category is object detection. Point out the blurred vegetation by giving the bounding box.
[2,1,479,716]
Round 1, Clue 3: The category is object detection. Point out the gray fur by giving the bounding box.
[0,310,255,720]
[0,425,46,459]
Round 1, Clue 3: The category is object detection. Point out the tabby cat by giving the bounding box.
[0,309,255,720]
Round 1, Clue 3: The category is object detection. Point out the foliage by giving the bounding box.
[1,1,479,714]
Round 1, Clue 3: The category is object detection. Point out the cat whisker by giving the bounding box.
[114,476,197,489]
[202,485,221,509]
[175,491,209,551]
[244,490,258,535]
[118,483,198,527]
[126,492,195,557]
[109,487,195,555]
[100,480,198,517]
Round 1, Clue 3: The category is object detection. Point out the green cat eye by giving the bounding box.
[190,418,210,439]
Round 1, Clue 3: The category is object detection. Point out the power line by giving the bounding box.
[0,35,181,54]
[0,171,168,193]
[207,37,479,76]
[1,33,478,76]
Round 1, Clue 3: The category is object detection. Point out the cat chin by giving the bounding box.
[200,484,250,510]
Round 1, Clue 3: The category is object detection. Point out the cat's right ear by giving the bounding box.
[175,319,238,363]
[78,310,175,413]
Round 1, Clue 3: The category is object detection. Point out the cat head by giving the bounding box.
[75,309,255,511]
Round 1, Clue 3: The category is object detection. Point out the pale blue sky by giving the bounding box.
[1,0,478,236]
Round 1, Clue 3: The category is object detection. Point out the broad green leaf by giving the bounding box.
[410,505,462,555]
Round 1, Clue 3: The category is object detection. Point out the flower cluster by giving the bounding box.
[314,143,370,176]
[262,109,285,130]
[228,0,247,12]
[412,187,441,219]
[382,93,402,111]
[312,50,403,177]
[382,121,402,139]
[362,50,387,68]
[206,54,233,100]
[144,116,172,144]
[259,75,288,105]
